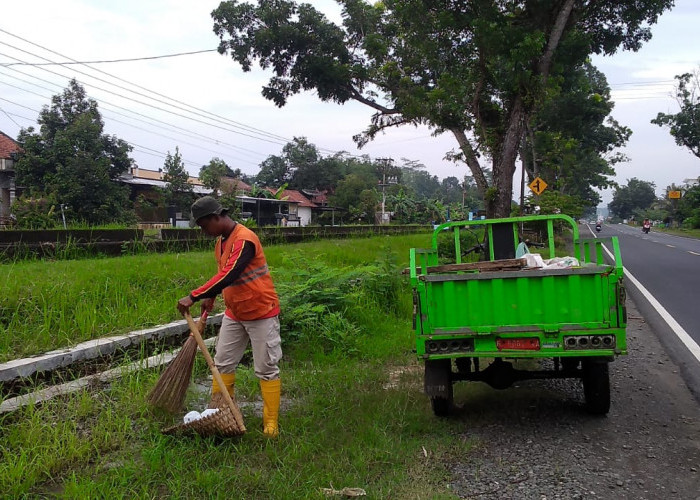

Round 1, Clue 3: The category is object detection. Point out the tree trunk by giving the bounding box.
[450,128,489,200]
[489,97,527,218]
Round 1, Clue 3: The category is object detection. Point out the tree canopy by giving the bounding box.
[652,70,700,160]
[522,61,630,209]
[213,0,673,217]
[15,79,134,225]
[199,157,237,196]
[162,147,195,213]
[608,178,657,220]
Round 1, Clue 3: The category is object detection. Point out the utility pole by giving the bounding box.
[377,158,397,224]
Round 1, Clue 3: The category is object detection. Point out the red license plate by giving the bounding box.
[496,338,540,351]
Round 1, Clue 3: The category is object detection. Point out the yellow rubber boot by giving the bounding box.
[260,378,281,438]
[209,372,235,409]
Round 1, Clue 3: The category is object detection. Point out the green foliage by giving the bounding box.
[10,197,59,229]
[608,178,657,219]
[275,252,405,355]
[212,0,673,217]
[162,147,194,213]
[530,191,586,219]
[198,157,234,196]
[331,173,375,211]
[523,63,629,210]
[436,227,481,262]
[652,70,700,159]
[14,79,135,225]
[677,183,700,228]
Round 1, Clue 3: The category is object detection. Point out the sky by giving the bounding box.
[1,1,699,207]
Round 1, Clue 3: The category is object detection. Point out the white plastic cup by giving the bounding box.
[183,410,201,424]
[200,408,220,419]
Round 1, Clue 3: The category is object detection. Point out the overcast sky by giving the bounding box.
[1,1,699,206]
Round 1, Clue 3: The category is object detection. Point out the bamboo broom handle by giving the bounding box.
[184,312,246,432]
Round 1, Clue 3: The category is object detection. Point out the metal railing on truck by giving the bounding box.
[409,214,623,280]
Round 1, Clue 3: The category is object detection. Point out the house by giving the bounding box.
[264,188,317,226]
[221,176,252,195]
[119,166,210,196]
[118,166,212,225]
[118,167,336,227]
[0,131,22,223]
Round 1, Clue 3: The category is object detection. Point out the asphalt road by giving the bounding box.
[584,223,700,401]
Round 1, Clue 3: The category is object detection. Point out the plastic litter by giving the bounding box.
[184,411,201,424]
[524,254,580,269]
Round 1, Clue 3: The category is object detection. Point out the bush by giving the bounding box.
[435,226,481,262]
[275,253,404,354]
[10,197,60,229]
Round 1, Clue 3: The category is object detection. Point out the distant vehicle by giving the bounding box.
[595,222,602,232]
[642,219,651,234]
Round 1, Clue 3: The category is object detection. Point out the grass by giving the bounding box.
[651,226,700,239]
[1,232,478,498]
[0,234,428,362]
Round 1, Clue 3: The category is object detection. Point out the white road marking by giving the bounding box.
[690,251,700,256]
[666,244,675,248]
[587,226,700,365]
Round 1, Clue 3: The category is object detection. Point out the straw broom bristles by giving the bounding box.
[147,312,208,412]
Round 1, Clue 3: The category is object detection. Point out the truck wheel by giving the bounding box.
[425,359,453,417]
[431,392,452,417]
[582,360,610,415]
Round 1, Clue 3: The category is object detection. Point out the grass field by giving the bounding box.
[0,232,476,498]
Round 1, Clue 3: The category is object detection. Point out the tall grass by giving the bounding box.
[0,232,478,498]
[0,234,430,361]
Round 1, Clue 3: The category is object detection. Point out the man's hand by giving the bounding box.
[177,295,194,315]
[200,297,215,315]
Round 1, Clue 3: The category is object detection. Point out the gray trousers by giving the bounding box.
[213,314,282,381]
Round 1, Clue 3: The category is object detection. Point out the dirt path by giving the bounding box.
[446,298,700,499]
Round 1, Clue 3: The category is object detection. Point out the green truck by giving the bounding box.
[409,214,626,416]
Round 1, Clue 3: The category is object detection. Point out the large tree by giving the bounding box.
[608,178,657,220]
[652,70,700,160]
[212,0,673,217]
[15,79,133,224]
[522,61,631,209]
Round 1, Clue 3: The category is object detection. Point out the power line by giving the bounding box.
[0,28,365,159]
[609,80,675,87]
[0,96,209,168]
[0,104,20,127]
[0,29,293,143]
[0,49,217,66]
[0,41,292,148]
[0,68,268,163]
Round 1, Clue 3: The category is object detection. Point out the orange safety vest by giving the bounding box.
[215,224,279,321]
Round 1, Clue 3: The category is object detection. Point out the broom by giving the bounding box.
[147,311,208,412]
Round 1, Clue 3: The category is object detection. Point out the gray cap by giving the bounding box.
[191,196,228,222]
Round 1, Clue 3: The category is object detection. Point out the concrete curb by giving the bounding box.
[0,313,223,383]
[0,337,218,414]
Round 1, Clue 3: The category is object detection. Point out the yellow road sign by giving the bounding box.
[528,177,547,196]
[669,190,681,199]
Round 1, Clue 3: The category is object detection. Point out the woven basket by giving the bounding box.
[163,402,245,437]
[162,313,247,437]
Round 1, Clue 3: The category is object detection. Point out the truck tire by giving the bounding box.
[582,360,610,415]
[431,392,452,417]
[425,359,453,417]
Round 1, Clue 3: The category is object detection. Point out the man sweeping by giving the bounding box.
[177,196,282,438]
